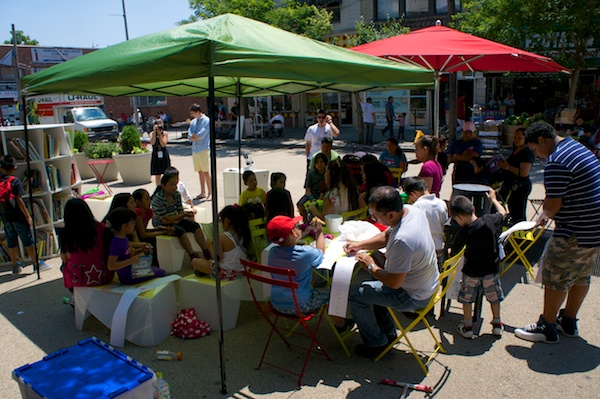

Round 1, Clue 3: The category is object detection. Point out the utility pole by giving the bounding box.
[121,0,139,129]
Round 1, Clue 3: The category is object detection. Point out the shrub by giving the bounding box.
[73,131,89,153]
[83,142,118,159]
[119,125,147,154]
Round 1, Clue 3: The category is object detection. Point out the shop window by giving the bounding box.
[272,94,292,112]
[376,0,400,20]
[133,96,167,107]
[435,0,461,14]
[406,0,428,16]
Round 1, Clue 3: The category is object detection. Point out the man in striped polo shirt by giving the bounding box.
[515,121,600,344]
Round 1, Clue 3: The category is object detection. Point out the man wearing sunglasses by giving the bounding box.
[305,109,340,169]
[344,186,439,358]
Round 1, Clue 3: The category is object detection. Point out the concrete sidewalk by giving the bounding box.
[1,127,599,398]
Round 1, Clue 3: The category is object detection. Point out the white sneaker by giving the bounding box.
[492,322,503,337]
[37,260,53,272]
[457,323,474,339]
[12,264,23,274]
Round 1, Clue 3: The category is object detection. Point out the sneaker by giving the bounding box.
[37,260,53,272]
[354,343,389,359]
[492,321,503,337]
[335,318,355,334]
[12,264,23,274]
[457,323,474,339]
[515,315,559,344]
[557,309,579,338]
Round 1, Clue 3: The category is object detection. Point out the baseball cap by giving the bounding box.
[463,121,476,132]
[321,137,333,144]
[266,215,303,243]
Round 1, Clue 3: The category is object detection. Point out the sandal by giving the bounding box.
[194,194,207,201]
[188,251,202,260]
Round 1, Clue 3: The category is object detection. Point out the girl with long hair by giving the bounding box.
[415,135,444,197]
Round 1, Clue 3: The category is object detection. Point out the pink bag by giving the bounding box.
[171,308,210,339]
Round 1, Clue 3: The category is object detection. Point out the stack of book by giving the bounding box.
[46,164,61,191]
[8,138,41,161]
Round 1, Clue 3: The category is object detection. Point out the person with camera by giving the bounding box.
[498,127,534,223]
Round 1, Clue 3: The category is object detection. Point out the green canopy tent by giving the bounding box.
[20,13,432,392]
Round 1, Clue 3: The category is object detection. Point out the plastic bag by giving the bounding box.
[338,221,381,242]
[131,255,154,279]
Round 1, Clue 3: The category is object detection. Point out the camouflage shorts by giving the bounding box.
[541,234,600,291]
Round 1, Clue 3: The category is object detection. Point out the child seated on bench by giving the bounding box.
[107,208,166,285]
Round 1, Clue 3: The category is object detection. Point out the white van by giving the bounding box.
[65,107,119,141]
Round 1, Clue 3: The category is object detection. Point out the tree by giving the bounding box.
[455,0,600,108]
[182,0,333,40]
[3,30,38,45]
[346,16,409,47]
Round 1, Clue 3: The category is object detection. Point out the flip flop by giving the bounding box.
[194,194,207,201]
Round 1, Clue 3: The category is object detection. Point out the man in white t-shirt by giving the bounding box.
[305,109,340,169]
[403,176,448,266]
[269,113,285,137]
[344,186,439,358]
[361,97,377,146]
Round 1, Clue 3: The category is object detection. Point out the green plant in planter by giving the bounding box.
[119,125,148,154]
[83,142,118,159]
[73,130,89,153]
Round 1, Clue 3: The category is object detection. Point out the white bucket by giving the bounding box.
[325,214,343,233]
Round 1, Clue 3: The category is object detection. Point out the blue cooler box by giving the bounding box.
[13,337,156,399]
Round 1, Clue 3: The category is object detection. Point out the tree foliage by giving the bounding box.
[181,0,333,40]
[3,30,38,45]
[454,0,600,107]
[347,16,410,47]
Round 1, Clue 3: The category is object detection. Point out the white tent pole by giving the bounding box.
[434,71,441,138]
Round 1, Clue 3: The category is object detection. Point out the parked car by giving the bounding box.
[64,107,119,141]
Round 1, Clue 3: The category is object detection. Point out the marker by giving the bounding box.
[380,379,433,393]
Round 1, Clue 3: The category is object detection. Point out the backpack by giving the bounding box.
[0,175,16,214]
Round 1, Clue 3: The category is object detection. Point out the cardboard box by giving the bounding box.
[13,337,156,399]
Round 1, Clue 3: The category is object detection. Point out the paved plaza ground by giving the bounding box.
[1,126,599,398]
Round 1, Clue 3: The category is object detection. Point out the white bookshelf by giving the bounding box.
[0,124,81,265]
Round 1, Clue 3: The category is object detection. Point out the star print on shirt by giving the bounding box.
[85,264,104,285]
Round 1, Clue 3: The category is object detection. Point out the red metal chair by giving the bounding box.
[240,259,332,387]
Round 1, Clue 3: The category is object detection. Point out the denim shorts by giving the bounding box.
[275,288,330,315]
[2,219,33,248]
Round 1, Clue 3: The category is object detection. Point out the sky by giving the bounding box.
[4,0,194,48]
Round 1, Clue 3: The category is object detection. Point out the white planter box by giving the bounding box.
[113,152,151,185]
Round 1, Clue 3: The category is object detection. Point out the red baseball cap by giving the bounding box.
[266,215,303,243]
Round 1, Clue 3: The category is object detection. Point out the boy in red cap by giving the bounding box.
[266,215,329,315]
[267,215,354,331]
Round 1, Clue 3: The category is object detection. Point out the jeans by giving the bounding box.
[364,122,374,145]
[381,119,394,137]
[348,280,431,347]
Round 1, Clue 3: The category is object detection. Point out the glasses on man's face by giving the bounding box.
[368,208,389,222]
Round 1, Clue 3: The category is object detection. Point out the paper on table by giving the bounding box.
[499,221,536,242]
[328,256,356,318]
[318,239,347,270]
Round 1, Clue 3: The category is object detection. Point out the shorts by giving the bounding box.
[458,273,504,304]
[209,263,243,281]
[541,234,598,291]
[274,288,330,315]
[172,218,201,238]
[1,219,33,248]
[192,150,210,172]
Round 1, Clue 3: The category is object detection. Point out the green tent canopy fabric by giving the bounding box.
[21,14,432,97]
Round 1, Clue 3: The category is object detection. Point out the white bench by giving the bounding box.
[74,275,181,347]
[178,274,242,331]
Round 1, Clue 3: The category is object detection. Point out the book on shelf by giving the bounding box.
[35,230,56,258]
[70,162,78,185]
[52,197,66,220]
[44,133,58,158]
[23,169,42,195]
[46,164,61,191]
[8,138,41,161]
[25,199,51,225]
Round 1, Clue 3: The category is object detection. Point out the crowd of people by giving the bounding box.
[30,97,598,361]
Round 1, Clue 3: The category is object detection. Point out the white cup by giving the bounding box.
[325,214,343,233]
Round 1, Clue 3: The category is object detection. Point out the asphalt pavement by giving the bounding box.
[1,125,599,398]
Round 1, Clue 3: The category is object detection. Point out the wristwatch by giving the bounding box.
[368,264,377,273]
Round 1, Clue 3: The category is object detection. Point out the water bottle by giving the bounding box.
[153,372,170,399]
[155,350,182,361]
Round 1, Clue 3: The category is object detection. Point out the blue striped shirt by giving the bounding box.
[151,189,183,227]
[545,137,600,247]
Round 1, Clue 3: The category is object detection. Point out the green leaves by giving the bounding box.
[347,16,409,47]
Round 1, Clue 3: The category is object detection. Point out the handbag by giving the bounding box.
[171,308,210,339]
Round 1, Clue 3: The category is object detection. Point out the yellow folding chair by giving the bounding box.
[248,217,268,263]
[342,206,369,222]
[374,247,464,375]
[388,167,404,187]
[499,226,546,281]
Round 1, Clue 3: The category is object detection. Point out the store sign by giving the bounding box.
[33,95,103,117]
[31,48,83,63]
[0,90,18,99]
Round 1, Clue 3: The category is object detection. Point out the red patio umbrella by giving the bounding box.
[352,21,570,135]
